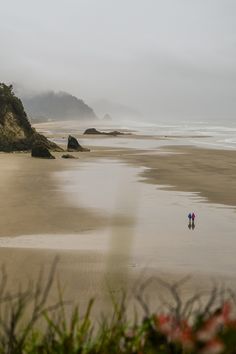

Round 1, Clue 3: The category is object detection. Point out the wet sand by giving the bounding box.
[0,135,236,312]
[0,153,110,237]
[35,120,236,207]
[0,247,227,317]
[125,145,236,207]
[1,144,236,239]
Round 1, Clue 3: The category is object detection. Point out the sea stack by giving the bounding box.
[67,135,90,152]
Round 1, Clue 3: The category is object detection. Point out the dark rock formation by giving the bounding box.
[83,128,124,136]
[67,135,90,152]
[107,130,124,136]
[31,145,55,159]
[84,128,102,135]
[0,83,62,152]
[61,154,77,159]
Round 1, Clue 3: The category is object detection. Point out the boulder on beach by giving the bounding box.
[84,128,102,135]
[61,154,77,159]
[31,144,55,159]
[83,128,124,136]
[67,135,90,152]
[107,130,123,136]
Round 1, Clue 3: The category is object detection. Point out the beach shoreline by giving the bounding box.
[0,132,236,310]
[0,138,235,238]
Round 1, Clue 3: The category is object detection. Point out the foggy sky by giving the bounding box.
[0,0,236,121]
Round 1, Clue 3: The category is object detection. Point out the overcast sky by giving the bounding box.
[0,0,236,121]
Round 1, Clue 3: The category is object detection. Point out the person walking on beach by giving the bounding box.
[187,212,196,230]
[191,212,196,230]
[188,213,192,229]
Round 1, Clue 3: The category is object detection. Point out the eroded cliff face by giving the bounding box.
[0,83,61,152]
[0,111,30,139]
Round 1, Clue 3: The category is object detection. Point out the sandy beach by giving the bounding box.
[0,127,236,313]
[0,153,109,237]
[1,142,235,237]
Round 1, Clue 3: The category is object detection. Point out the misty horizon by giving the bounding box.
[1,0,236,121]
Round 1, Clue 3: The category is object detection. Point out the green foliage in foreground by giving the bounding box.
[0,261,236,354]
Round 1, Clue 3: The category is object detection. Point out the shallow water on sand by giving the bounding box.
[54,159,236,276]
[2,158,233,277]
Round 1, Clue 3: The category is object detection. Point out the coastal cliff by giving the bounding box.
[0,83,61,152]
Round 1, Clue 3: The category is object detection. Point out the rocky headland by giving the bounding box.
[0,83,61,152]
[22,91,98,122]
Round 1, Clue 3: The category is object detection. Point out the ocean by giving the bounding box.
[42,119,236,151]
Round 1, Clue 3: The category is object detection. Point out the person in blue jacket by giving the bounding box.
[188,212,192,229]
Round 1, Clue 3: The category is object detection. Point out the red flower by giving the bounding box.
[156,314,194,349]
[156,314,172,334]
[222,301,231,323]
[200,339,224,354]
[179,323,194,349]
[197,302,233,342]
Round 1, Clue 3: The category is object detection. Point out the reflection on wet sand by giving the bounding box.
[0,127,236,314]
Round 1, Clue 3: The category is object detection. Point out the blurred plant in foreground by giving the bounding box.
[0,260,236,353]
